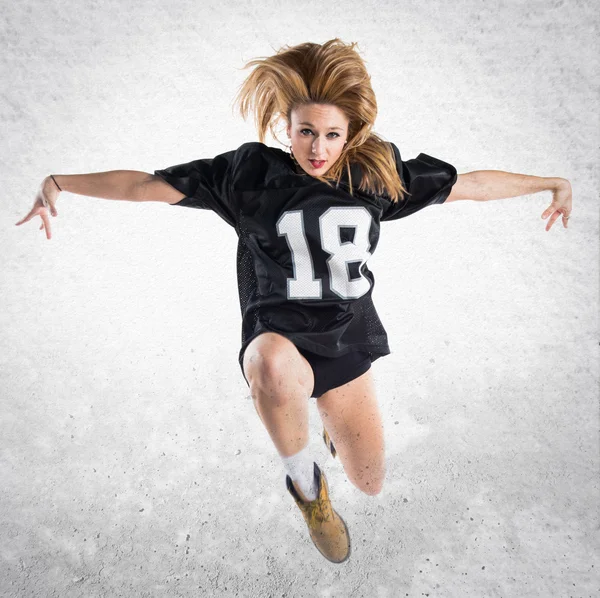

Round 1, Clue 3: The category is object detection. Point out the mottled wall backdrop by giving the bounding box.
[2,1,598,596]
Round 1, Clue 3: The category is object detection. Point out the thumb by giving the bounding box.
[541,206,555,219]
[45,200,57,217]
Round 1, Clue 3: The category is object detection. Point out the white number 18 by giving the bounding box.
[276,206,374,301]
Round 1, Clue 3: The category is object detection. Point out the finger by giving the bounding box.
[545,211,561,231]
[15,211,36,226]
[562,213,569,228]
[40,212,51,239]
[541,205,556,220]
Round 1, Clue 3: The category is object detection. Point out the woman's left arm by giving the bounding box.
[446,171,573,232]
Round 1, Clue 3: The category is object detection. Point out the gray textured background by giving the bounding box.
[2,0,599,596]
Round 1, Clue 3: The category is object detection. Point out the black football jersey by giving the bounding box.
[154,142,457,376]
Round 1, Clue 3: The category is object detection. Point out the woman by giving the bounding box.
[16,38,572,564]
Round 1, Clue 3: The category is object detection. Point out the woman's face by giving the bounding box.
[286,103,349,176]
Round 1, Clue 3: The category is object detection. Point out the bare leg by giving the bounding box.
[243,332,315,457]
[316,368,385,495]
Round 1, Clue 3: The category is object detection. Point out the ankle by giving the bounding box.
[281,445,318,501]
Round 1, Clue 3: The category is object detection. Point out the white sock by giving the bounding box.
[281,444,319,501]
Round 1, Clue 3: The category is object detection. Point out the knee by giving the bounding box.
[350,466,386,496]
[245,350,310,407]
[357,478,384,496]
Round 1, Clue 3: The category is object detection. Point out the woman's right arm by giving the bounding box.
[51,171,185,204]
[16,171,185,240]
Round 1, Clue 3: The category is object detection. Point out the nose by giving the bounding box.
[311,136,325,157]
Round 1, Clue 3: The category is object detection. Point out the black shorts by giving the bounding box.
[296,347,372,399]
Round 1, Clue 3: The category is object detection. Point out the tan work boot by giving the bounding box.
[322,427,337,458]
[286,462,351,563]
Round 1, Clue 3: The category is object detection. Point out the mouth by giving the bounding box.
[309,160,326,169]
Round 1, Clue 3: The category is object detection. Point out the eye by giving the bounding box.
[299,129,340,138]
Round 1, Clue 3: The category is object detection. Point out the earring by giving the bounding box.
[290,147,299,166]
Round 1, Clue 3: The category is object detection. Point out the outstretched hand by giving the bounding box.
[541,179,572,232]
[15,176,60,240]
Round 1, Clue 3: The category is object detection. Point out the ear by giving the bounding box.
[286,123,291,138]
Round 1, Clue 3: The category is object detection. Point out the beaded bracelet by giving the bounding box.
[50,175,62,192]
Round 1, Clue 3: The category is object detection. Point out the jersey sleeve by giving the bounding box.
[380,142,457,221]
[154,147,239,228]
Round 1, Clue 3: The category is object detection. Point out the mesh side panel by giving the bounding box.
[355,293,389,350]
[236,238,259,352]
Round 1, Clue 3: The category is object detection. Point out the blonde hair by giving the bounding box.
[233,38,407,203]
